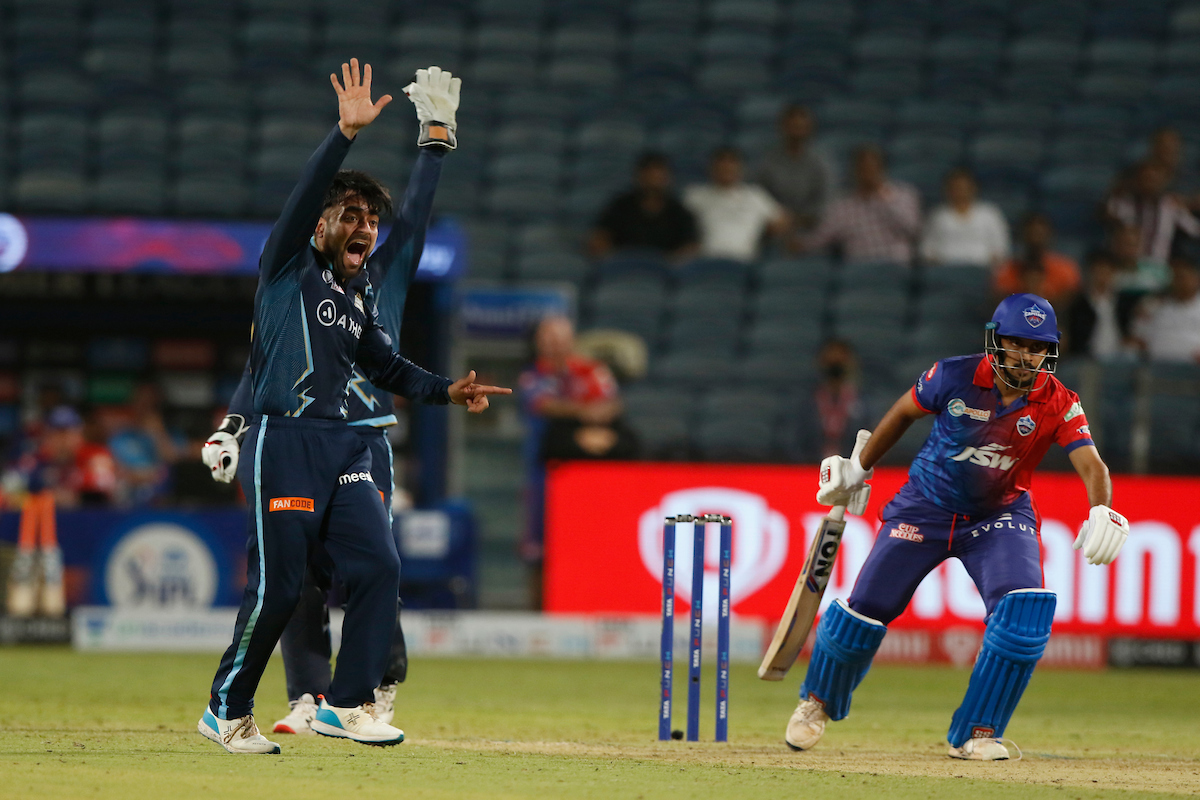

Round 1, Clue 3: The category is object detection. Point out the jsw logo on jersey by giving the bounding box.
[950,443,1019,471]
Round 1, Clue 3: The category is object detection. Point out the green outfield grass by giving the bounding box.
[1,647,1197,799]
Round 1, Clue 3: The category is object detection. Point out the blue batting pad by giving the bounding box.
[799,600,887,721]
[947,589,1056,746]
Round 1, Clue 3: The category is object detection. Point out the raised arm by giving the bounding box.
[857,390,930,469]
[369,149,446,284]
[259,60,392,282]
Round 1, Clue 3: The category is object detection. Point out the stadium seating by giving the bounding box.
[0,0,1196,469]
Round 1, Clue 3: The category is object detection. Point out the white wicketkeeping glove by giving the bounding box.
[404,66,460,150]
[816,452,873,514]
[1073,504,1130,565]
[201,414,247,484]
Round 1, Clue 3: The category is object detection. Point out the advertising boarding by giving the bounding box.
[544,463,1200,665]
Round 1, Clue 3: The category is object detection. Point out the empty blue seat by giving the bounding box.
[574,119,646,154]
[1080,73,1154,103]
[392,22,466,55]
[172,176,249,217]
[896,100,976,136]
[483,185,561,220]
[970,133,1046,179]
[1046,137,1125,169]
[757,256,833,291]
[627,31,695,71]
[14,171,88,213]
[853,32,926,63]
[548,25,620,58]
[471,26,541,56]
[1086,40,1159,73]
[707,0,781,29]
[1014,1,1089,36]
[851,65,922,100]
[548,57,619,91]
[889,132,964,165]
[475,0,546,23]
[1040,164,1116,200]
[516,252,590,284]
[817,98,894,129]
[1008,36,1082,68]
[1004,68,1076,103]
[494,122,567,155]
[1170,4,1200,36]
[978,102,1055,135]
[1091,6,1169,40]
[694,417,778,462]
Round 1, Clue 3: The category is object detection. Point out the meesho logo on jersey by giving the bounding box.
[951,443,1018,470]
[637,487,788,622]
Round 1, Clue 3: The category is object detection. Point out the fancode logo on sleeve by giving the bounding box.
[270,497,315,512]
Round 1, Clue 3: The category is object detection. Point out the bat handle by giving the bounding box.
[828,505,847,522]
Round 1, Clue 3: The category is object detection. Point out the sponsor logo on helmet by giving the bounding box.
[947,398,991,421]
[1063,401,1084,422]
[1016,414,1036,436]
[1023,305,1047,327]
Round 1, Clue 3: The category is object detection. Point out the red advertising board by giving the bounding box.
[544,462,1200,643]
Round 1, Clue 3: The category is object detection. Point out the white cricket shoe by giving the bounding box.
[310,698,404,746]
[948,737,1013,761]
[785,697,830,751]
[372,683,397,725]
[198,708,281,754]
[272,692,318,735]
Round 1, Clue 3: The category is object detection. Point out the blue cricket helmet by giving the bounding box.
[987,293,1060,343]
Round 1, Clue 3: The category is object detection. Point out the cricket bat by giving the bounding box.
[758,429,872,681]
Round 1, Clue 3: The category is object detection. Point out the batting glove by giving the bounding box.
[1073,504,1129,565]
[404,66,460,150]
[201,414,248,484]
[816,452,873,512]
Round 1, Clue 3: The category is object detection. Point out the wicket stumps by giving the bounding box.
[659,513,732,742]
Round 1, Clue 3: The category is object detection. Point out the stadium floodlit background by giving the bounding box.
[2,0,1200,667]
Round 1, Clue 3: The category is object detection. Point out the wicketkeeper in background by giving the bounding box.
[786,293,1130,760]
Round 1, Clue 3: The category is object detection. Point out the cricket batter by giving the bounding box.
[198,61,508,754]
[204,66,461,738]
[787,293,1130,760]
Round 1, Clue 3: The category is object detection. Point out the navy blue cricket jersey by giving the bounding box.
[235,126,450,420]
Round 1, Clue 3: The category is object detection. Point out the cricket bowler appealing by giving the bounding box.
[787,292,1130,760]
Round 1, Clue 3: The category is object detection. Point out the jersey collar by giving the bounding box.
[973,355,1049,404]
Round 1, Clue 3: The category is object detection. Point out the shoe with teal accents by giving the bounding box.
[198,708,281,754]
[310,697,404,746]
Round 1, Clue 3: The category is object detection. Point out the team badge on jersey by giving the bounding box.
[1023,305,1047,327]
[1016,414,1036,436]
[354,293,364,313]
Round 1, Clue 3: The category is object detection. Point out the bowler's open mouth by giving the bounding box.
[346,240,369,266]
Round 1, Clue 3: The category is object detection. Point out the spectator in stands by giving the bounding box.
[803,145,921,266]
[16,406,116,508]
[1065,250,1134,360]
[518,315,636,607]
[683,147,791,263]
[785,339,869,462]
[1105,159,1200,267]
[1131,255,1200,363]
[108,382,180,506]
[919,167,1010,268]
[993,213,1081,307]
[1109,221,1171,293]
[1146,127,1200,205]
[588,152,699,262]
[756,105,834,233]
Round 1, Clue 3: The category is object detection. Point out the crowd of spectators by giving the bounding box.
[587,104,1200,366]
[1,381,206,511]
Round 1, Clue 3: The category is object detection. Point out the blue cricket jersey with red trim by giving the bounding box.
[895,353,1094,518]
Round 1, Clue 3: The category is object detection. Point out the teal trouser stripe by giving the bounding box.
[217,415,270,717]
